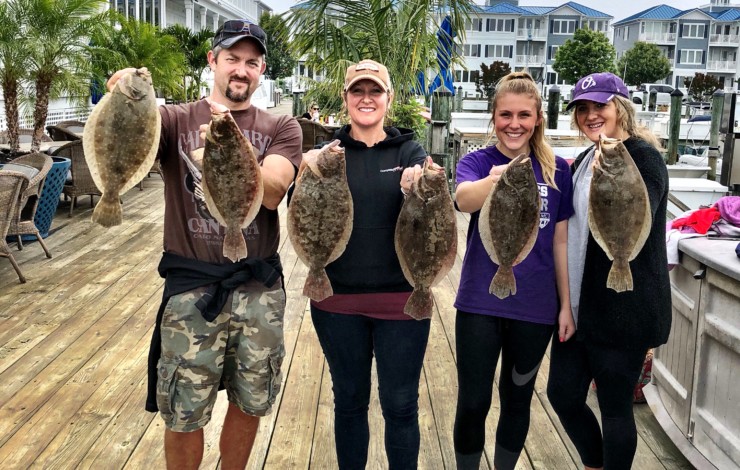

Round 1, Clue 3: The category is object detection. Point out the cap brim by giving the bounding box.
[218,36,267,55]
[344,75,389,92]
[566,92,622,111]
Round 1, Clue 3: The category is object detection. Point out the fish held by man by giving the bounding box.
[84,67,160,227]
[588,135,651,292]
[287,140,353,301]
[479,154,540,299]
[395,157,457,320]
[195,100,264,262]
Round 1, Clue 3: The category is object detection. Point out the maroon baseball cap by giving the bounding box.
[566,72,629,110]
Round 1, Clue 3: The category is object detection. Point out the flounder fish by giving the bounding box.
[84,67,160,227]
[589,135,651,292]
[196,100,263,262]
[479,154,540,299]
[287,140,353,301]
[395,157,457,320]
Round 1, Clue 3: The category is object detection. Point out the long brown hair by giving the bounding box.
[490,71,558,188]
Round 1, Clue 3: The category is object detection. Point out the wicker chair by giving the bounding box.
[50,140,101,216]
[46,120,85,141]
[5,153,53,258]
[297,118,335,152]
[0,171,28,283]
[0,129,53,145]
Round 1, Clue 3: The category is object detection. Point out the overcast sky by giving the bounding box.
[264,0,712,23]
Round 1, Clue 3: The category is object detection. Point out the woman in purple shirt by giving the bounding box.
[453,72,575,470]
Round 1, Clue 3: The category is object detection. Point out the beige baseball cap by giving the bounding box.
[344,59,392,92]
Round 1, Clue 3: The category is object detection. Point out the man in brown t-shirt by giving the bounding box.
[108,19,302,469]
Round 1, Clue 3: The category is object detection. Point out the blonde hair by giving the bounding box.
[490,71,558,189]
[570,95,662,149]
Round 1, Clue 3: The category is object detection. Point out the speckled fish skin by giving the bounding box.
[287,140,352,301]
[589,135,651,292]
[201,101,263,262]
[84,67,161,227]
[394,158,457,320]
[479,154,540,299]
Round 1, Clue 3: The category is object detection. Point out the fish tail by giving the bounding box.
[404,287,434,320]
[607,260,633,292]
[223,226,248,262]
[91,193,122,227]
[490,266,516,299]
[303,268,333,301]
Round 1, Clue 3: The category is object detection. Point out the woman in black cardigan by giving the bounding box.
[547,72,671,470]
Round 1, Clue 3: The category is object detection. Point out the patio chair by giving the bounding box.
[46,120,85,141]
[5,152,53,258]
[50,140,101,216]
[0,171,28,283]
[297,118,334,152]
[0,129,52,145]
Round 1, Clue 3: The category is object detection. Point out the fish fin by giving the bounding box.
[223,226,247,262]
[92,193,123,227]
[607,259,633,292]
[630,185,652,261]
[404,287,434,320]
[490,266,516,299]
[303,268,333,301]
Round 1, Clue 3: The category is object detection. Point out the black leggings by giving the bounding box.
[454,311,554,470]
[547,333,647,470]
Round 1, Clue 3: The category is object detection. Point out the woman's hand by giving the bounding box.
[400,163,423,195]
[488,163,508,185]
[558,308,576,342]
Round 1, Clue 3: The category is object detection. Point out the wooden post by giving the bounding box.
[643,91,648,111]
[547,85,560,130]
[455,86,463,112]
[708,89,725,181]
[649,89,657,112]
[292,91,304,117]
[666,88,683,165]
[432,91,452,122]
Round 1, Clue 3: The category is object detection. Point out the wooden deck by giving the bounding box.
[0,172,694,469]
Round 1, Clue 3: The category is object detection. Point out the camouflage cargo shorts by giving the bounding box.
[156,285,286,432]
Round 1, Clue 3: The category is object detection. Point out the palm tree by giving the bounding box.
[89,14,188,101]
[0,0,30,154]
[19,0,112,152]
[287,0,473,111]
[160,24,213,102]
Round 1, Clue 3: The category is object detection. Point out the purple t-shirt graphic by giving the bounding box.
[454,146,574,325]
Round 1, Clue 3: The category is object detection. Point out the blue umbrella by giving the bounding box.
[428,16,455,96]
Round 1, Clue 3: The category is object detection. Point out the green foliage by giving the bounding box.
[479,60,511,100]
[89,13,187,100]
[260,12,297,80]
[616,42,671,86]
[387,99,427,137]
[287,0,474,105]
[160,24,213,101]
[686,73,722,101]
[553,28,616,84]
[0,0,30,150]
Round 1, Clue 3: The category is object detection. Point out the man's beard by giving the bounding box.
[225,81,251,103]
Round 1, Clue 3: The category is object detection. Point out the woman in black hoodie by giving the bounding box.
[309,59,429,469]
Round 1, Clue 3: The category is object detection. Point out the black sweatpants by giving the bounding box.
[547,332,647,470]
[454,311,554,470]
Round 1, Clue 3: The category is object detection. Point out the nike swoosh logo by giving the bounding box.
[511,361,542,386]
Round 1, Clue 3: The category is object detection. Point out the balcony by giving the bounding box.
[709,34,740,45]
[516,28,547,40]
[706,60,737,72]
[638,32,677,44]
[516,55,544,66]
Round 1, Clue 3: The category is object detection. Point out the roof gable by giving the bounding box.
[613,4,682,26]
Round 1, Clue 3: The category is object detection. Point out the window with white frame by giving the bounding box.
[485,44,512,58]
[585,20,607,32]
[487,18,515,32]
[549,45,560,60]
[463,44,481,57]
[454,70,481,83]
[682,23,705,38]
[465,18,482,32]
[552,19,576,34]
[680,49,703,64]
